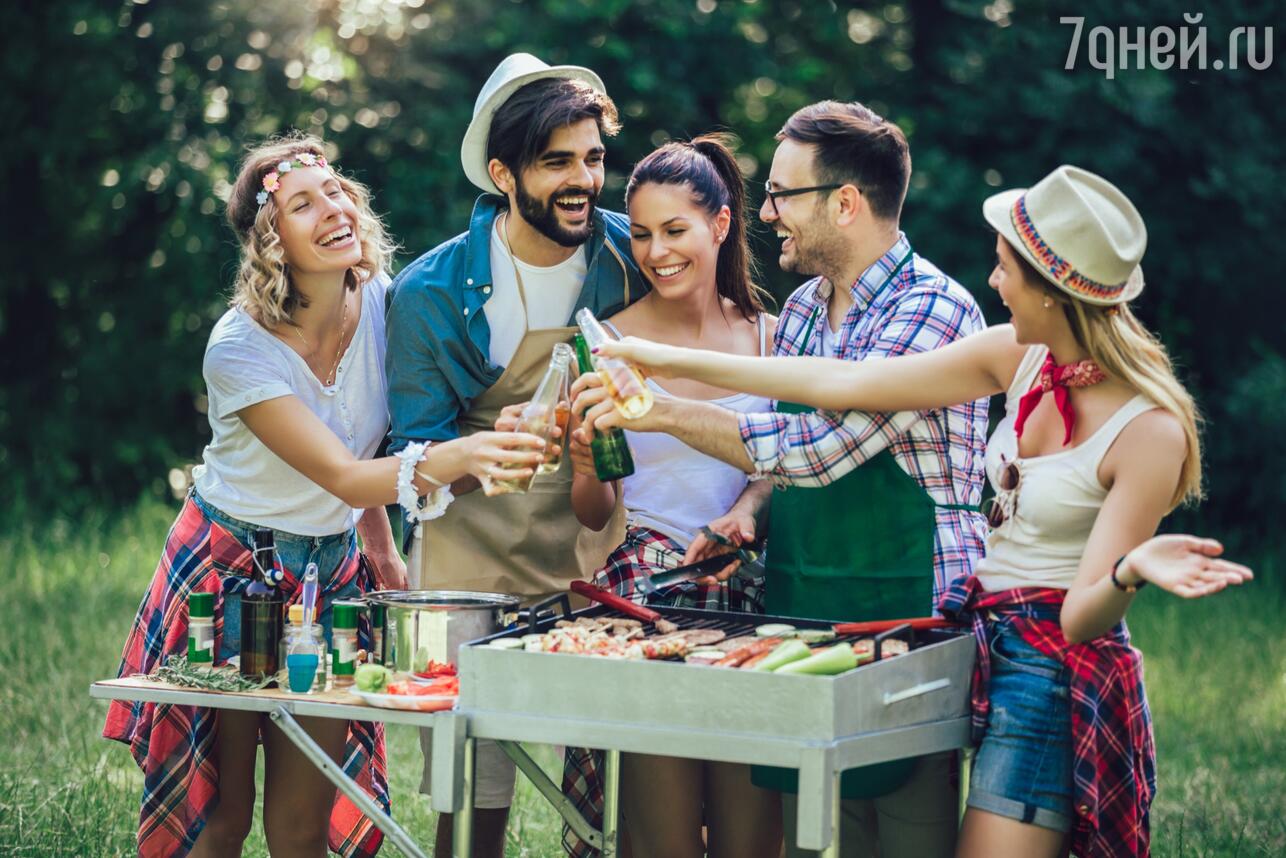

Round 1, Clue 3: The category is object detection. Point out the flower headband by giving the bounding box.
[255,151,331,206]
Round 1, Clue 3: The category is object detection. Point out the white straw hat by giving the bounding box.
[983,165,1146,306]
[460,53,607,195]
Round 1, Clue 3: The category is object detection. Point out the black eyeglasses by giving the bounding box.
[763,181,846,218]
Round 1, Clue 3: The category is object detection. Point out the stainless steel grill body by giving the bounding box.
[459,606,973,742]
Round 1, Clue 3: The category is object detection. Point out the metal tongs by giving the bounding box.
[637,527,765,596]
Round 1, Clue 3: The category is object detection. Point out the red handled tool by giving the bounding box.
[570,580,661,624]
[832,617,956,636]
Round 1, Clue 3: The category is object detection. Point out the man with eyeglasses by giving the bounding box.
[573,101,988,856]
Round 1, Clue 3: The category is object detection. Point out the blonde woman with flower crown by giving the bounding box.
[103,133,545,858]
[586,165,1251,858]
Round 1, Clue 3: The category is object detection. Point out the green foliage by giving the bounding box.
[2,0,1283,554]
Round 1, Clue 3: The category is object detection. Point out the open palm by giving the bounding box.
[1127,535,1253,598]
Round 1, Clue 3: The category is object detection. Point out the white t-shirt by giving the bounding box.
[485,219,587,367]
[192,275,391,536]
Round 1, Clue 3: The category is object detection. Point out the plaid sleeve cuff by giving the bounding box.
[738,410,792,480]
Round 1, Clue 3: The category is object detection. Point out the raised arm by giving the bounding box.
[596,323,1024,414]
[240,395,544,510]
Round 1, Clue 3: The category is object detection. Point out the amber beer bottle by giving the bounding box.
[574,308,654,419]
[572,332,636,481]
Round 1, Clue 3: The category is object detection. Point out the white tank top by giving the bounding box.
[974,346,1159,591]
[604,317,773,547]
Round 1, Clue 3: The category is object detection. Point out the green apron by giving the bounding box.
[751,253,973,800]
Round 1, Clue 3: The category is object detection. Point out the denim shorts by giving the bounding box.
[967,622,1075,832]
[190,489,363,663]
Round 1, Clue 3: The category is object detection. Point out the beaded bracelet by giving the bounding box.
[1110,555,1147,594]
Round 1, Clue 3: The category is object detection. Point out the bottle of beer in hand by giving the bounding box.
[491,343,569,494]
[572,332,636,481]
[575,308,654,419]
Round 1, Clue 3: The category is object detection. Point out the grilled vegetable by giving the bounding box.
[488,638,524,650]
[755,623,797,638]
[774,643,860,676]
[797,628,837,645]
[715,637,782,667]
[355,664,392,693]
[752,639,812,672]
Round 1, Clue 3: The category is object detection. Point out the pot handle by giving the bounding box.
[519,592,574,636]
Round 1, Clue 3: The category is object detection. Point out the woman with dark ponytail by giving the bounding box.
[560,135,782,857]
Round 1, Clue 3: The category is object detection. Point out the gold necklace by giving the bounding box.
[292,294,349,386]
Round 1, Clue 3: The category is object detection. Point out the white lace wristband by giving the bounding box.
[395,442,454,523]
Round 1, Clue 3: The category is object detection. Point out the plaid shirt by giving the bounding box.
[103,497,389,858]
[939,576,1156,858]
[738,234,989,605]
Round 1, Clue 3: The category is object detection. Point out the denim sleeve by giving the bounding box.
[385,275,463,452]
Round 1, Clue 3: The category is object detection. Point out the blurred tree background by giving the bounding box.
[4,0,1283,558]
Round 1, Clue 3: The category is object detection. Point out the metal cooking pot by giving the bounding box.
[366,590,520,673]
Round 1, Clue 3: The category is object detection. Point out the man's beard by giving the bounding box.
[782,215,844,280]
[514,176,597,248]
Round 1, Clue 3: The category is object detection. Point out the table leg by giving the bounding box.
[601,749,622,858]
[452,736,476,858]
[958,746,974,823]
[495,741,603,851]
[818,767,841,858]
[267,707,429,858]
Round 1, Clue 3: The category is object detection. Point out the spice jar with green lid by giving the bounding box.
[188,592,215,664]
[331,600,362,687]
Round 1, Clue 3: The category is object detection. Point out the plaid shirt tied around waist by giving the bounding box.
[102,496,389,858]
[737,234,989,607]
[939,575,1156,858]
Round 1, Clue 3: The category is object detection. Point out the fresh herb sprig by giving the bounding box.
[144,655,275,692]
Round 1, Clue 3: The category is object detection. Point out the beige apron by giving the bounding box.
[413,231,626,601]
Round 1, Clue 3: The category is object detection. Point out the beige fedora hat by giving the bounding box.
[460,53,606,195]
[983,165,1146,306]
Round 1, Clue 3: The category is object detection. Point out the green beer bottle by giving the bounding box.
[572,333,635,481]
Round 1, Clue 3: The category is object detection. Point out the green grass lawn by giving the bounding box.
[2,498,1282,857]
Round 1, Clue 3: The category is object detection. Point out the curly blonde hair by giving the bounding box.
[226,132,396,329]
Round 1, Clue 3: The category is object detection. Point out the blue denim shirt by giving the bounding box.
[386,194,647,452]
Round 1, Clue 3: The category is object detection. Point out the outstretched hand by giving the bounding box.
[1124,535,1253,598]
[685,514,757,585]
[592,336,688,379]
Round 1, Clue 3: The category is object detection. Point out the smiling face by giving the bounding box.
[510,118,606,247]
[759,138,843,276]
[628,181,729,299]
[272,166,362,274]
[989,235,1061,344]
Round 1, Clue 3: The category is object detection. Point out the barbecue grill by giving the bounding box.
[448,601,976,856]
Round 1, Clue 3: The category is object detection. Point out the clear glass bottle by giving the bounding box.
[491,344,569,494]
[537,343,574,476]
[575,308,654,420]
[572,333,636,480]
[283,604,327,694]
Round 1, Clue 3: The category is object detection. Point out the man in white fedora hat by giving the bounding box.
[385,53,646,856]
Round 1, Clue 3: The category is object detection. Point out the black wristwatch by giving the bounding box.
[1110,555,1147,594]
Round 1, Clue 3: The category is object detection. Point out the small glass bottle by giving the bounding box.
[187,592,215,665]
[283,604,328,694]
[537,342,574,476]
[572,333,636,481]
[330,600,362,688]
[575,308,654,419]
[491,344,569,494]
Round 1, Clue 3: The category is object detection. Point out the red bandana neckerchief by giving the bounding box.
[1013,351,1107,445]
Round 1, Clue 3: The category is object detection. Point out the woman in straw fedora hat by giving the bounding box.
[588,165,1252,858]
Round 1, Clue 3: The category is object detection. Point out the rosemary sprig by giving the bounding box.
[143,655,276,692]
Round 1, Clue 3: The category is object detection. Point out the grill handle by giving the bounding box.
[570,580,661,624]
[832,617,954,636]
[883,677,952,706]
[520,593,574,636]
